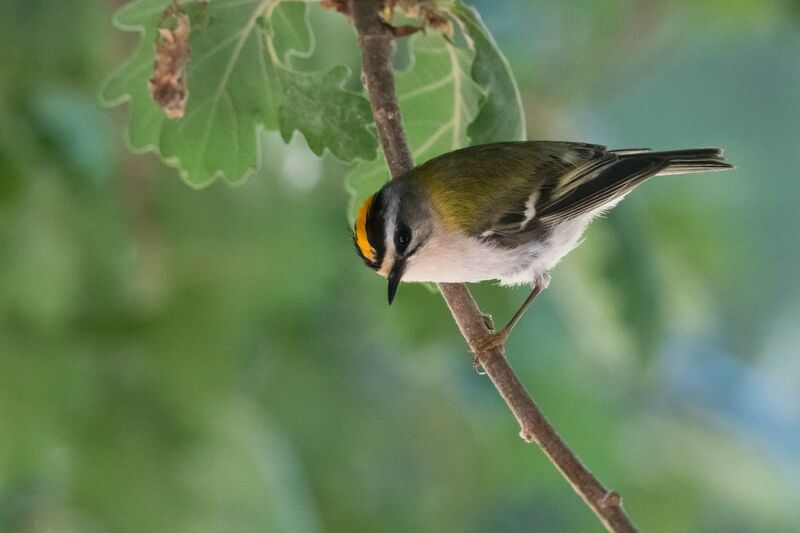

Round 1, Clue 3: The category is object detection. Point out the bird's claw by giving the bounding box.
[470,331,507,375]
[471,354,487,375]
[472,330,508,356]
[480,313,495,330]
[470,317,508,374]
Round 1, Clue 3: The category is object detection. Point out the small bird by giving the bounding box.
[353,141,732,350]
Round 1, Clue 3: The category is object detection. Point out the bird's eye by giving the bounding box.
[395,224,411,254]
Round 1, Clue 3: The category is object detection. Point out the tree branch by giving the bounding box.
[348,1,637,531]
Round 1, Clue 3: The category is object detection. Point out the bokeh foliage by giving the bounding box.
[1,0,800,532]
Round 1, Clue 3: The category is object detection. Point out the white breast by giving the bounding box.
[402,214,595,287]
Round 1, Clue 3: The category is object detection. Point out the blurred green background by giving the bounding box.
[1,1,799,531]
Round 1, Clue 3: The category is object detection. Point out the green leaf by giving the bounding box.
[450,1,526,144]
[102,0,376,187]
[268,1,313,63]
[346,33,485,220]
[276,66,377,159]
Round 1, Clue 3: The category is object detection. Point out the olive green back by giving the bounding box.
[403,141,605,236]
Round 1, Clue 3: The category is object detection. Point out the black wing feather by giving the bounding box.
[536,157,664,222]
[536,148,732,223]
[458,143,732,248]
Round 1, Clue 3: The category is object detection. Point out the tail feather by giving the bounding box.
[538,147,734,222]
[619,147,734,175]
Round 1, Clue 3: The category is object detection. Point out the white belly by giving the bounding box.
[402,214,594,286]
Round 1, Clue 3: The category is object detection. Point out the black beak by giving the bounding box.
[387,260,406,305]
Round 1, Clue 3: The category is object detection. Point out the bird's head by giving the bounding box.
[353,181,434,304]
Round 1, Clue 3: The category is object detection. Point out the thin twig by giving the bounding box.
[348,1,637,531]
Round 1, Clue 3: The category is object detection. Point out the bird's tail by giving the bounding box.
[538,146,734,223]
[615,147,734,175]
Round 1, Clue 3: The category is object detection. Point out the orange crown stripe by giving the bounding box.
[355,194,376,263]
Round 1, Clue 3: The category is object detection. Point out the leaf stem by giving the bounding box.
[347,1,638,531]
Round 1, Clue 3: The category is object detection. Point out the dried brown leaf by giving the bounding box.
[390,24,422,37]
[395,0,452,36]
[321,0,351,16]
[148,1,191,119]
[328,0,450,38]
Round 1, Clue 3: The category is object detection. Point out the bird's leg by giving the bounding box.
[472,273,550,361]
[472,285,542,354]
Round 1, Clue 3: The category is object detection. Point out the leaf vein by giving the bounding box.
[398,73,454,101]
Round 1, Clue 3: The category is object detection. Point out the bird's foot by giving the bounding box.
[471,331,507,374]
[474,329,508,354]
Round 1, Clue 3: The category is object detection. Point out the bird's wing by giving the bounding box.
[461,142,622,245]
[413,141,609,240]
[534,153,660,222]
[413,142,730,248]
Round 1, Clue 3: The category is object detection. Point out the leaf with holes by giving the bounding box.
[346,33,485,220]
[102,0,376,187]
